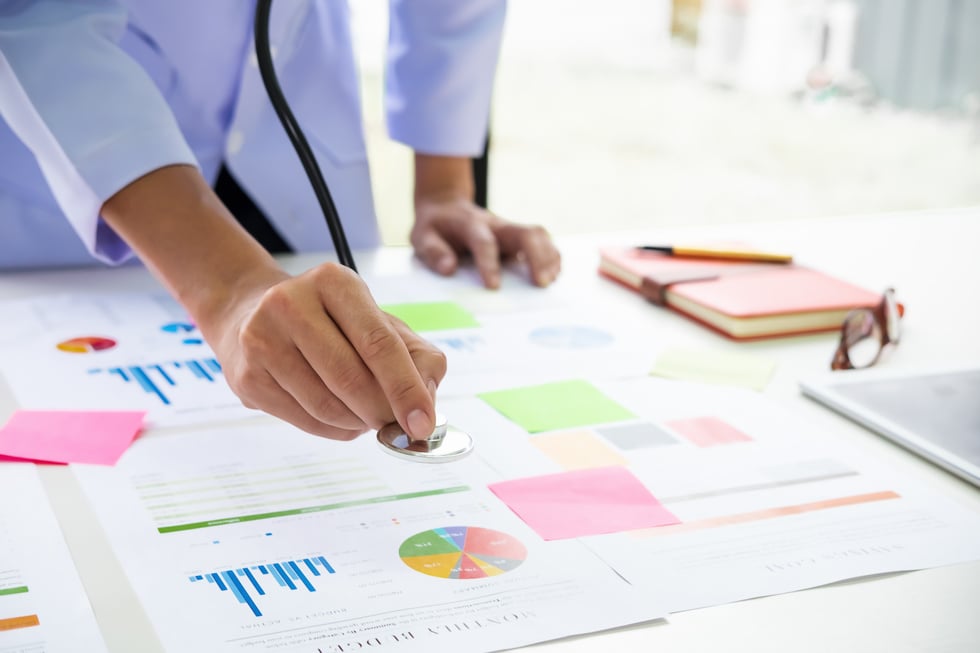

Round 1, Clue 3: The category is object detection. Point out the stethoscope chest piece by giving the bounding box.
[376,414,474,463]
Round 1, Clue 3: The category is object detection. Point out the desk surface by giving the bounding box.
[2,207,979,652]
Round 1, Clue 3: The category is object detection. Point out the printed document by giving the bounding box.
[0,465,107,652]
[72,423,662,653]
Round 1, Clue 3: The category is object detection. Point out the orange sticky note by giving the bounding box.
[0,410,146,465]
[489,466,679,540]
[530,430,628,470]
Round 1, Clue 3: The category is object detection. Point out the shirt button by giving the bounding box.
[227,131,245,156]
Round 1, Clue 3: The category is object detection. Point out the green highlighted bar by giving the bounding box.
[157,486,471,533]
[381,301,479,332]
[0,586,29,596]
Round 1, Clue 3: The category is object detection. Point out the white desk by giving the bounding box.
[2,207,979,652]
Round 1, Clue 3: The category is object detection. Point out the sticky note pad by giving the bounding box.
[667,416,753,447]
[530,430,629,470]
[489,466,680,540]
[381,301,479,332]
[0,410,146,465]
[478,380,635,433]
[651,346,776,391]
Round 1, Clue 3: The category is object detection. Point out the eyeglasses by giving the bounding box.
[831,288,902,371]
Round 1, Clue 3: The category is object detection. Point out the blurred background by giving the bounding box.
[350,0,980,245]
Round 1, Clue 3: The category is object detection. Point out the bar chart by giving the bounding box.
[427,333,487,353]
[161,321,204,345]
[0,466,108,651]
[0,568,34,633]
[189,556,335,617]
[87,357,223,405]
[528,325,614,349]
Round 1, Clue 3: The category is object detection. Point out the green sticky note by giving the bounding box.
[650,347,776,391]
[478,380,635,433]
[381,301,479,332]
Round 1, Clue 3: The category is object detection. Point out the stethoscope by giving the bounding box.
[254,0,473,462]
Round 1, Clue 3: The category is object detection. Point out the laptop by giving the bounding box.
[800,366,980,487]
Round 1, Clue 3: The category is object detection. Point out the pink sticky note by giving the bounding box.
[0,453,67,465]
[667,416,753,447]
[0,410,146,465]
[488,466,680,540]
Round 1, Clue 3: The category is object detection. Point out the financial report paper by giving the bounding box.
[0,465,107,653]
[440,377,980,612]
[71,424,662,653]
[4,283,980,651]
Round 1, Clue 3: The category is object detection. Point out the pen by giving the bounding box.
[637,245,793,264]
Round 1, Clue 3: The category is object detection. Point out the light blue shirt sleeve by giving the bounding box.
[0,0,197,264]
[385,0,506,156]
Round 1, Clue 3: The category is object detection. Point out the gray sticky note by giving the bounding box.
[597,422,678,450]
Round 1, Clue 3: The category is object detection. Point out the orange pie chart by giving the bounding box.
[56,336,117,354]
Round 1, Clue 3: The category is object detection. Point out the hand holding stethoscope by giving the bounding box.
[254,0,478,460]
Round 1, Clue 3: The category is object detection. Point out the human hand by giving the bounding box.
[202,262,447,441]
[410,153,561,290]
[411,195,562,290]
[100,166,443,442]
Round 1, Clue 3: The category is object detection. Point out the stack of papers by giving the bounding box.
[0,275,977,652]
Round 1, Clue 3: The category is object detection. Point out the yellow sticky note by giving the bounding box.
[651,347,776,391]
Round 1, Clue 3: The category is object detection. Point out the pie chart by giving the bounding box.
[56,336,117,353]
[399,526,527,579]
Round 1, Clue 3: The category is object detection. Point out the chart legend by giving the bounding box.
[399,526,527,579]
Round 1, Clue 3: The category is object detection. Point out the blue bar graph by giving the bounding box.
[161,322,205,345]
[161,322,196,334]
[189,557,335,617]
[88,357,223,405]
[428,334,485,353]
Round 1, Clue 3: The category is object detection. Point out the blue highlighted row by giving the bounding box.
[189,557,335,617]
[88,358,222,405]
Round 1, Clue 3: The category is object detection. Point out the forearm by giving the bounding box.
[414,153,474,205]
[100,164,286,331]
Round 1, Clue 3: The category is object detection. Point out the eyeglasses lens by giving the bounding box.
[843,309,881,368]
[883,288,901,344]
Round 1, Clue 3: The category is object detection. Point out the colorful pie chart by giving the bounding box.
[399,526,527,579]
[56,336,117,354]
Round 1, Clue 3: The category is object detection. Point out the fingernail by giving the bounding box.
[427,379,438,399]
[437,256,454,274]
[407,408,432,441]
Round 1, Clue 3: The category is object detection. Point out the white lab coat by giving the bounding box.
[0,0,505,268]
